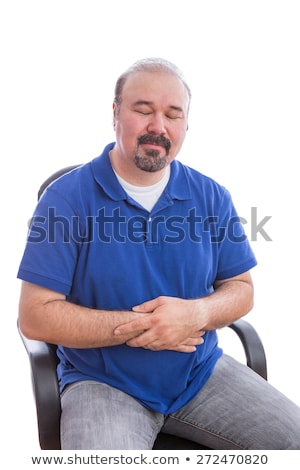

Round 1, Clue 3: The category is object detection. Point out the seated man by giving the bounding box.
[18,57,300,449]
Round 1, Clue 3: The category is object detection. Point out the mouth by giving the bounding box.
[137,134,171,154]
[140,142,165,153]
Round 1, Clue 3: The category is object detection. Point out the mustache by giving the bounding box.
[137,134,171,152]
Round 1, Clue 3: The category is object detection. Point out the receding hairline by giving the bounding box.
[114,58,191,112]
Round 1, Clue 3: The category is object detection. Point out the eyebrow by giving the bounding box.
[132,100,185,113]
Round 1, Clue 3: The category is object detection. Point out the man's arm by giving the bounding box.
[114,271,254,351]
[198,271,254,330]
[18,281,146,348]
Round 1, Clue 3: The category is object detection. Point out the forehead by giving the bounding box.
[121,71,189,111]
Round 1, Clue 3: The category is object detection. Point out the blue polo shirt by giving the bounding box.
[17,142,257,413]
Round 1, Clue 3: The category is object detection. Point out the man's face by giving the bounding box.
[113,71,189,176]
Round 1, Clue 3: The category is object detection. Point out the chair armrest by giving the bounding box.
[228,319,267,380]
[18,323,61,450]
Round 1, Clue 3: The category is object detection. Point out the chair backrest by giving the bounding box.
[38,165,81,200]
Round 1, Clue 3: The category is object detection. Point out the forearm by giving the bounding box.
[194,276,254,331]
[34,301,144,348]
[18,282,144,348]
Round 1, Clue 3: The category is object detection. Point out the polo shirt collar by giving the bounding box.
[91,142,192,203]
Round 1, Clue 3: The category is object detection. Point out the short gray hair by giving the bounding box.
[114,57,191,115]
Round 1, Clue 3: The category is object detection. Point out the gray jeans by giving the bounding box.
[60,354,300,450]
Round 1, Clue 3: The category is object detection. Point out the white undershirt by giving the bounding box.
[113,166,171,212]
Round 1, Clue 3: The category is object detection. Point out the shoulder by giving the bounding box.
[171,160,230,203]
[38,161,92,205]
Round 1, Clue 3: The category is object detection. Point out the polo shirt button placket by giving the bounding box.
[146,216,152,246]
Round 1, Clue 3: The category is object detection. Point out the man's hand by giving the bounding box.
[114,296,206,353]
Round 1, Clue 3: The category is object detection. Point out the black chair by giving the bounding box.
[18,165,268,450]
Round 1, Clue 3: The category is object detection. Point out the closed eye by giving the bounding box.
[135,109,152,115]
[166,106,185,120]
[166,113,183,120]
[132,101,153,115]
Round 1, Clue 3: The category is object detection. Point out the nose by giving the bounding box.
[146,113,167,135]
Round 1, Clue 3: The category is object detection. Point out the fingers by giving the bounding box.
[114,314,153,337]
[144,343,198,353]
[114,295,207,353]
[132,297,161,313]
[114,298,158,336]
[126,332,205,351]
[182,335,205,346]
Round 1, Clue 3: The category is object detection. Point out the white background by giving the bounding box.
[1,0,299,459]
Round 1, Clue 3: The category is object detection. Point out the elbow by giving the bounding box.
[247,298,254,315]
[244,284,255,315]
[18,315,33,341]
[18,305,40,341]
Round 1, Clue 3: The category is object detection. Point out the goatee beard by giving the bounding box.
[134,134,171,172]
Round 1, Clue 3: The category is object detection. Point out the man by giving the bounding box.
[18,58,300,449]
